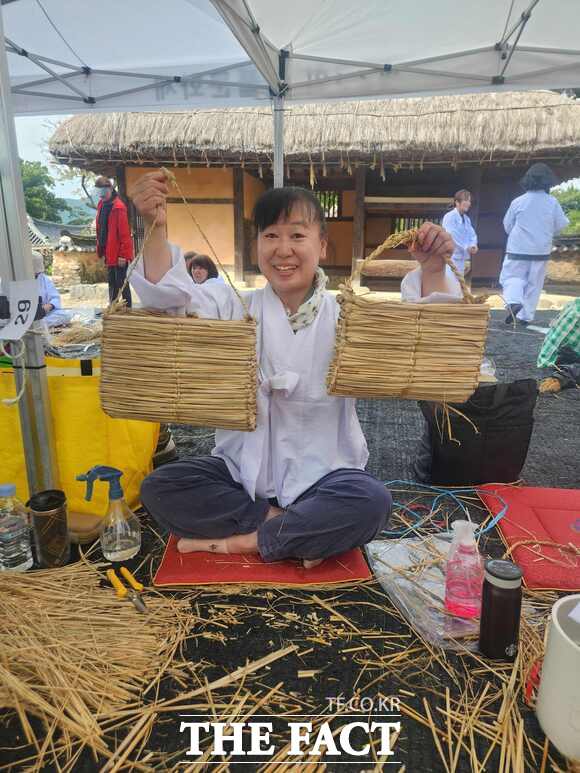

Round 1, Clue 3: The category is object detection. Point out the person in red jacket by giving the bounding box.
[94,176,134,307]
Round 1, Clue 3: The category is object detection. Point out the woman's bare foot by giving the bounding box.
[177,531,260,555]
[303,558,324,569]
[177,537,229,554]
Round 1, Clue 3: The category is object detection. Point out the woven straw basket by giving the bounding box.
[327,229,490,403]
[100,309,258,431]
[100,170,258,432]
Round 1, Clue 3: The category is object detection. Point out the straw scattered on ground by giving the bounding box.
[0,491,570,772]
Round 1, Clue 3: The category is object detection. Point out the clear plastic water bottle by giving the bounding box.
[0,484,33,572]
[444,520,484,619]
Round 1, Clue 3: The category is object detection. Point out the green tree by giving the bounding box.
[553,186,580,234]
[20,159,71,221]
[51,162,98,207]
[68,215,93,226]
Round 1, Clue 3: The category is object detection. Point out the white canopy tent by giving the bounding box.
[4,0,580,114]
[1,0,580,493]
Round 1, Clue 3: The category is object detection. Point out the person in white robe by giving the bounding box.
[500,163,569,325]
[32,252,71,328]
[129,174,455,568]
[401,264,463,304]
[440,190,478,275]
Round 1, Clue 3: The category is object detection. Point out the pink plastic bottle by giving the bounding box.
[444,520,484,619]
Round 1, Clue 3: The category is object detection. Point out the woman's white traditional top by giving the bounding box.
[131,248,368,507]
[400,266,463,304]
[441,208,478,265]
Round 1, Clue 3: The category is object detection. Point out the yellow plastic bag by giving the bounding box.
[0,357,159,518]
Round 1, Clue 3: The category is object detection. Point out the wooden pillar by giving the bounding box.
[116,165,131,227]
[116,165,142,254]
[352,165,366,271]
[463,166,483,229]
[462,166,484,281]
[115,165,128,201]
[233,167,245,282]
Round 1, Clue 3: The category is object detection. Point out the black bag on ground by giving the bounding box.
[414,379,538,486]
[553,346,580,391]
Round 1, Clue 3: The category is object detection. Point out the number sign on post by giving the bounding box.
[0,280,38,341]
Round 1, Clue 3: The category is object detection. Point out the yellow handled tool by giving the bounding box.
[107,568,128,598]
[120,566,144,592]
[106,568,147,613]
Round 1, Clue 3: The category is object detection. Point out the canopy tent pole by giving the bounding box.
[0,8,58,494]
[272,46,288,189]
[273,94,284,188]
[208,1,286,187]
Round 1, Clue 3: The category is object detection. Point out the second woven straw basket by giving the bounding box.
[327,228,490,403]
[100,171,258,432]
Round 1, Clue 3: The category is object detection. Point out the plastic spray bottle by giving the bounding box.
[444,520,484,619]
[77,466,141,561]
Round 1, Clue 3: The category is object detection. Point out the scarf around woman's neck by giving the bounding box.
[284,267,328,332]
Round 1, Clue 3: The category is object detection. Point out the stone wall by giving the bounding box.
[51,250,108,289]
[546,256,580,285]
[51,251,81,289]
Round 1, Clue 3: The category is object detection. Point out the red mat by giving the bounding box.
[478,484,580,591]
[153,535,372,588]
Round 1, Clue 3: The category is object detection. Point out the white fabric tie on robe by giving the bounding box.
[239,369,300,500]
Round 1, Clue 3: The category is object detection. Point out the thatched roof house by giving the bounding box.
[49,91,580,285]
[49,91,580,172]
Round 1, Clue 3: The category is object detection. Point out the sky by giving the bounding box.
[14,114,80,198]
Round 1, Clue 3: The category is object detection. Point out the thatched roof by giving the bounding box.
[49,91,580,171]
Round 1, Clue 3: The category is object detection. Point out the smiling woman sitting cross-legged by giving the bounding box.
[129,175,454,568]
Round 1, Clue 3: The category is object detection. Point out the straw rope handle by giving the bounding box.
[350,227,480,305]
[109,168,252,319]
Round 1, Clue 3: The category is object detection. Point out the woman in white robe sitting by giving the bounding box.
[32,252,70,329]
[129,174,454,568]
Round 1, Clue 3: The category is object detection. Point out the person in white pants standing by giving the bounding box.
[441,189,478,275]
[500,163,569,326]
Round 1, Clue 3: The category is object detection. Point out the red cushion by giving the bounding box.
[153,534,372,588]
[478,485,580,591]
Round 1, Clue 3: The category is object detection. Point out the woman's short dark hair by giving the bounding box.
[252,186,327,236]
[454,189,472,203]
[520,163,558,193]
[187,254,219,280]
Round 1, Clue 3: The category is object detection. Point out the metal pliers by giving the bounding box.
[106,567,148,613]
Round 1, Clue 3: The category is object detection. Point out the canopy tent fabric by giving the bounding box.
[3,0,580,116]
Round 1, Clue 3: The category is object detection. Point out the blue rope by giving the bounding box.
[381,480,508,538]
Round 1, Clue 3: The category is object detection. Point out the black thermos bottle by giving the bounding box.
[479,559,523,661]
